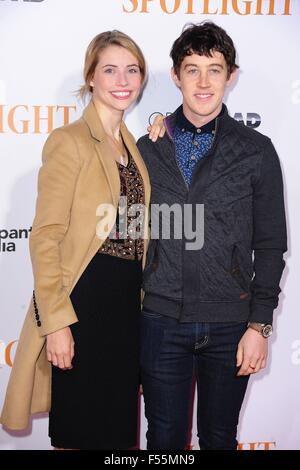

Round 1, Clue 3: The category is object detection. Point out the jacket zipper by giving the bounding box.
[177,117,221,320]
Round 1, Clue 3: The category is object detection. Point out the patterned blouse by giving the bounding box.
[98,152,145,261]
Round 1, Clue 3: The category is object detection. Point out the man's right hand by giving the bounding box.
[46,326,75,370]
[147,115,166,142]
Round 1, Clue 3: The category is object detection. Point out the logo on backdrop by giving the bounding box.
[291,340,300,365]
[233,112,261,129]
[291,80,300,105]
[123,0,292,16]
[149,111,261,128]
[187,441,276,450]
[0,227,32,252]
[0,104,77,134]
[237,441,276,450]
[0,340,18,368]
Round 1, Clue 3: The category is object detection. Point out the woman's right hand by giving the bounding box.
[46,326,75,370]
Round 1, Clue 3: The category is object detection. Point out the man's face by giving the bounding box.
[172,50,235,126]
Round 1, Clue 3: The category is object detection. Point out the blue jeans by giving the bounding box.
[140,310,250,450]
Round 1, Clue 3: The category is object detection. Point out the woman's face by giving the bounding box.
[90,45,143,113]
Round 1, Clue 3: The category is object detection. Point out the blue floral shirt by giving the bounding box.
[173,107,218,186]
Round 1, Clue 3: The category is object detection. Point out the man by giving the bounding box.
[137,22,287,450]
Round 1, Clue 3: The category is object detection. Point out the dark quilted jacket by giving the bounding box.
[137,106,287,324]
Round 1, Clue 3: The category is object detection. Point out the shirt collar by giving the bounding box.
[176,104,225,135]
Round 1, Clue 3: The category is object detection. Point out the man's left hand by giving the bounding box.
[236,327,268,376]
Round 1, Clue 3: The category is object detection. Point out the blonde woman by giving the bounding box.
[1,31,151,450]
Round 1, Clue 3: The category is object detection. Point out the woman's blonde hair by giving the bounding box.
[79,30,147,100]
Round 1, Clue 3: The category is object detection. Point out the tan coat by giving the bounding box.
[0,101,150,430]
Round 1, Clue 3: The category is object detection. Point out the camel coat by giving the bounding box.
[0,101,151,430]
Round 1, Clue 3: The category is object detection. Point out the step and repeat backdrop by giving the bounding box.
[0,0,300,450]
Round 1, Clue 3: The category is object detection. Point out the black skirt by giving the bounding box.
[49,253,142,449]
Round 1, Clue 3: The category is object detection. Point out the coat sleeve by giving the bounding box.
[249,139,287,324]
[29,128,81,336]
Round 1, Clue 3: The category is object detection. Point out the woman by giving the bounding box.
[0,31,151,450]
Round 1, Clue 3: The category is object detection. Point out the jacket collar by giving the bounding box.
[164,103,228,141]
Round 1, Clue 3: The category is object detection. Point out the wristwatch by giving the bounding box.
[247,322,273,338]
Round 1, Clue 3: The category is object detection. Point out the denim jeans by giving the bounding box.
[140,310,250,450]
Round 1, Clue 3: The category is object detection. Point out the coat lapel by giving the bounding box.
[120,122,151,267]
[120,121,151,208]
[71,101,151,289]
[82,101,120,208]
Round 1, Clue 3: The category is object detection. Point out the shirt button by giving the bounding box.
[191,155,196,161]
[37,321,42,327]
[193,140,198,146]
[181,128,185,132]
[196,128,201,134]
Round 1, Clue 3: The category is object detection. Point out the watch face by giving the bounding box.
[262,324,273,338]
